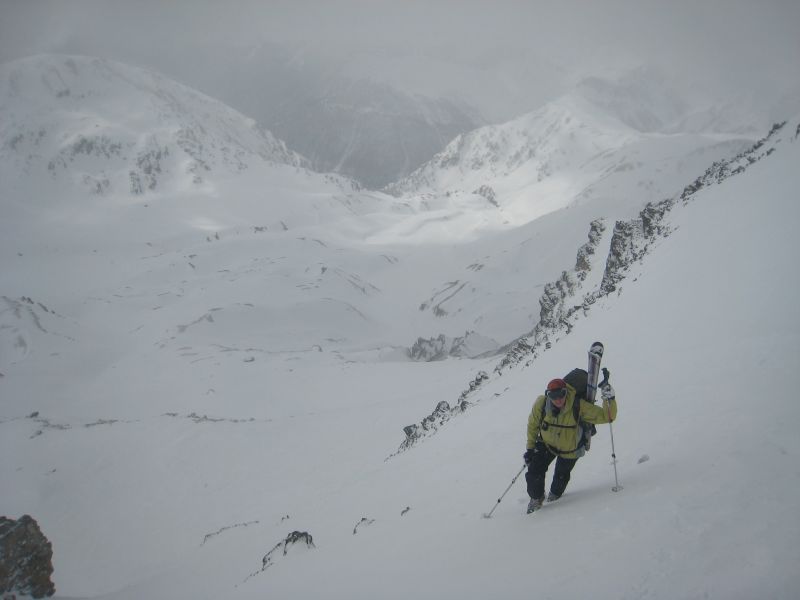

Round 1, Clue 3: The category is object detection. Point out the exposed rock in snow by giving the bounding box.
[600,120,791,296]
[0,515,55,598]
[352,518,375,535]
[394,371,487,454]
[575,219,607,279]
[472,184,499,207]
[408,331,499,361]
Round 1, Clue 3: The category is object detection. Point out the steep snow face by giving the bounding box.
[0,54,310,198]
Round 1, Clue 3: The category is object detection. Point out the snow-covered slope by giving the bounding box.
[1,52,799,599]
[0,55,314,198]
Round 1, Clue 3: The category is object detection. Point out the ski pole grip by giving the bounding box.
[601,367,610,386]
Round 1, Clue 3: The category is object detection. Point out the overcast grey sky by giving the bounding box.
[1,0,799,120]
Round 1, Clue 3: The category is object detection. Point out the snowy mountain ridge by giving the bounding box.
[0,55,324,198]
[385,95,638,196]
[384,83,755,232]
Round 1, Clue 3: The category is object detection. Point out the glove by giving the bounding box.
[523,449,535,465]
[601,382,616,401]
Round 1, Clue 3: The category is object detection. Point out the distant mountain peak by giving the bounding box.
[384,93,638,199]
[0,54,308,196]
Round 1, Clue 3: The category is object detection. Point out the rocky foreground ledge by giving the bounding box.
[0,515,55,598]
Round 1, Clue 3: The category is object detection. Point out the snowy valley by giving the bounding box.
[1,53,799,599]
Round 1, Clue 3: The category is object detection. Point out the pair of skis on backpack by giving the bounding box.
[566,341,606,453]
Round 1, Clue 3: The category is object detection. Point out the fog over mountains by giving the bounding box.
[3,1,798,189]
[126,42,484,188]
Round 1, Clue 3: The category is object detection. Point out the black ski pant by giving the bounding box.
[525,441,577,500]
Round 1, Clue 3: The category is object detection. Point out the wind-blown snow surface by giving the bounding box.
[1,56,799,599]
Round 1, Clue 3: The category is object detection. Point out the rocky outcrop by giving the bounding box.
[244,531,315,583]
[352,518,375,535]
[598,199,671,295]
[599,121,790,296]
[408,331,499,361]
[391,371,487,456]
[493,219,607,375]
[575,219,606,279]
[0,515,55,598]
[201,520,259,546]
[261,531,315,570]
[473,184,499,207]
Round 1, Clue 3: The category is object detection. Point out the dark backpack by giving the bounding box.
[564,368,589,403]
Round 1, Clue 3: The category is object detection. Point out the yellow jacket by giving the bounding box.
[526,383,617,459]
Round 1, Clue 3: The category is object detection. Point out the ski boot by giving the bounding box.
[526,497,544,514]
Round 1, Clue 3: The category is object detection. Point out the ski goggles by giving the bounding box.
[546,387,567,400]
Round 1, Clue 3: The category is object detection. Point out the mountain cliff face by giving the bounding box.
[0,55,311,198]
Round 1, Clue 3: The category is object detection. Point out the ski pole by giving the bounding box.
[482,464,527,519]
[601,368,623,492]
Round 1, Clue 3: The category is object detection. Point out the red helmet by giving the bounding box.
[546,378,568,402]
